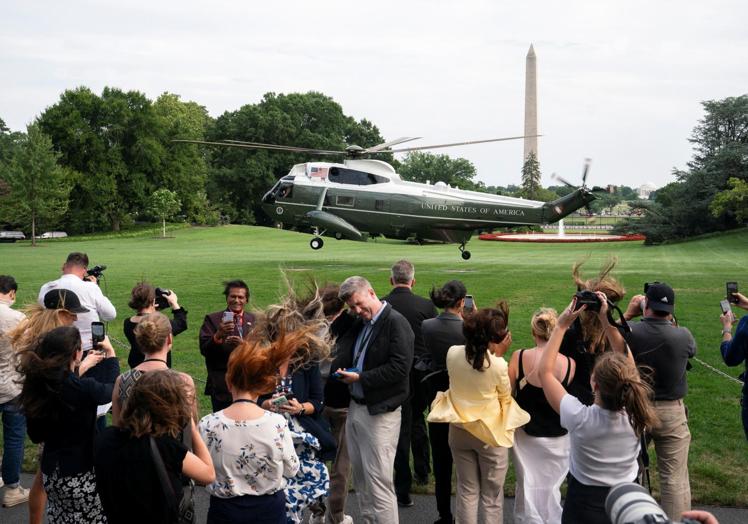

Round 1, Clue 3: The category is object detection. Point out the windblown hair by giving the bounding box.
[593,352,659,436]
[128,282,156,311]
[17,326,81,422]
[572,258,626,353]
[250,280,331,369]
[228,325,322,395]
[134,312,172,355]
[430,280,467,310]
[319,283,344,318]
[120,370,193,438]
[9,304,74,354]
[462,302,510,371]
[531,308,558,342]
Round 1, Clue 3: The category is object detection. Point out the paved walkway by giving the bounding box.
[4,473,747,523]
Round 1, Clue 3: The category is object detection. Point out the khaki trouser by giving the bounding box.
[324,407,351,524]
[449,424,509,524]
[346,402,401,524]
[649,399,691,520]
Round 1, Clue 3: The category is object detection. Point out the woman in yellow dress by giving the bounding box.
[428,302,530,524]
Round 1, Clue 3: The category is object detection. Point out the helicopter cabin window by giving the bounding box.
[375,200,385,211]
[336,195,355,207]
[328,167,387,185]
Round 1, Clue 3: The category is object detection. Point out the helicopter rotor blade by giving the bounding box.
[172,139,346,156]
[386,134,541,154]
[581,158,591,186]
[364,137,421,153]
[551,172,576,189]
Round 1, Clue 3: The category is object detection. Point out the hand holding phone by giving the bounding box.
[727,282,739,304]
[720,299,731,315]
[270,395,289,407]
[91,321,105,347]
[464,294,475,313]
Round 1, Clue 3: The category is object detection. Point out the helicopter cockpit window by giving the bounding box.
[328,167,387,185]
[277,183,293,199]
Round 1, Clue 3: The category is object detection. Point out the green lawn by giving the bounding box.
[2,225,747,505]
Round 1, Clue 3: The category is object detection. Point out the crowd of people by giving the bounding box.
[0,251,743,524]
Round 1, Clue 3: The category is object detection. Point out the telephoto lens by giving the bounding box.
[605,483,700,524]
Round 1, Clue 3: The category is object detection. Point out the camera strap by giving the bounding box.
[606,302,632,334]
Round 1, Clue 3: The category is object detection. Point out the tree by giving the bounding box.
[520,151,541,199]
[204,91,386,224]
[711,177,748,223]
[1,124,72,245]
[398,151,479,190]
[620,95,748,242]
[147,188,181,237]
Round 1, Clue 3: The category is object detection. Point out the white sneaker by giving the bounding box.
[340,516,353,524]
[2,485,30,507]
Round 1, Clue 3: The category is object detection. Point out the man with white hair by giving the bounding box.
[333,276,414,524]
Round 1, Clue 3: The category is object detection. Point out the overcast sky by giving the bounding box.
[2,1,746,189]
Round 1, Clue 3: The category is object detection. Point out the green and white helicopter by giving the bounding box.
[176,136,596,259]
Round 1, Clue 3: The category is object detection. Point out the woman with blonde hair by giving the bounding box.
[95,370,214,524]
[428,303,530,524]
[509,308,575,524]
[540,295,658,523]
[199,330,304,523]
[112,311,196,425]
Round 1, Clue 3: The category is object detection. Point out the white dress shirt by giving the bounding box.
[38,274,117,350]
[0,299,26,403]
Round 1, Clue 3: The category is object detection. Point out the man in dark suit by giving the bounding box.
[199,280,255,411]
[383,260,437,506]
[333,276,414,524]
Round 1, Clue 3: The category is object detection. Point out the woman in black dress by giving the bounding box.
[124,282,187,369]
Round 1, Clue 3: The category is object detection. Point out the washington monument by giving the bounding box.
[523,44,538,161]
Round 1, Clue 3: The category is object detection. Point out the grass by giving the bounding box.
[2,225,747,505]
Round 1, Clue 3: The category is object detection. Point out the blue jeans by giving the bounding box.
[1,397,26,486]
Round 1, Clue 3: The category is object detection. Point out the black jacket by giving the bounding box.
[383,287,437,359]
[199,310,255,402]
[332,303,414,415]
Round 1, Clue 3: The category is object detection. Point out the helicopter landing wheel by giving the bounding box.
[310,237,324,250]
[461,250,472,260]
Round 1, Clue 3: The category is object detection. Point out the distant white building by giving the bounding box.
[637,183,657,199]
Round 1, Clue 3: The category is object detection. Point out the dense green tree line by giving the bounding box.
[1,88,744,241]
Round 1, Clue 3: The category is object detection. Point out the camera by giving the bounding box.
[86,264,107,280]
[574,290,602,312]
[606,483,700,524]
[155,287,172,310]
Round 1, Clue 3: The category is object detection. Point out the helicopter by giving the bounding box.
[175,136,596,259]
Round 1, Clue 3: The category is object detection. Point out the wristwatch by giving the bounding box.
[298,405,306,416]
[722,327,732,335]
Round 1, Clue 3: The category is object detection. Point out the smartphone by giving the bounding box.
[222,311,234,324]
[720,299,732,315]
[464,294,475,312]
[91,321,105,347]
[726,282,739,304]
[333,367,360,379]
[271,395,289,407]
[285,392,296,401]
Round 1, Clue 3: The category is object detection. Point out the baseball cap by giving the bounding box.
[43,289,89,314]
[644,282,675,314]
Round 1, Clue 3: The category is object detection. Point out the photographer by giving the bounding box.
[38,252,117,353]
[618,282,696,521]
[719,291,748,440]
[124,282,187,369]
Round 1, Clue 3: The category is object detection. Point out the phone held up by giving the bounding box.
[91,321,105,348]
[464,294,475,313]
[222,311,234,324]
[720,299,732,315]
[726,282,739,304]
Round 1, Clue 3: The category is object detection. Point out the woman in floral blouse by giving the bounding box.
[199,329,312,524]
